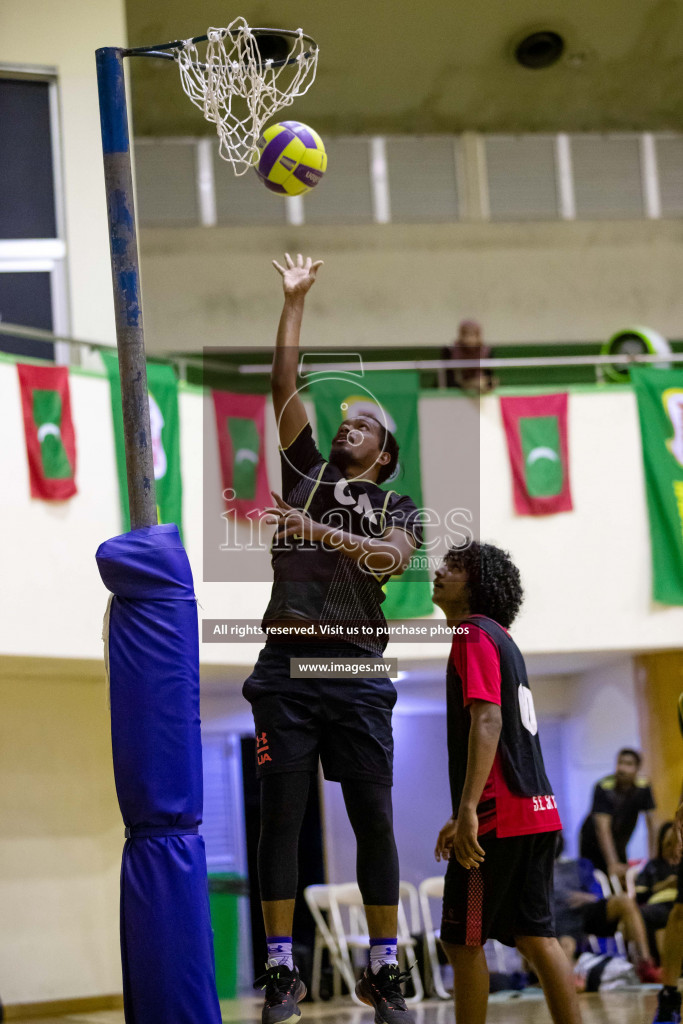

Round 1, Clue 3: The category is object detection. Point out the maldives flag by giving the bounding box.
[17,364,77,500]
[500,394,572,515]
[212,391,270,518]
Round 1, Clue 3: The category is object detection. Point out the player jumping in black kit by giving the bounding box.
[245,253,423,1024]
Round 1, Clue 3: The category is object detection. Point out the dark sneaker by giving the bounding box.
[652,988,682,1024]
[355,965,415,1024]
[254,965,306,1024]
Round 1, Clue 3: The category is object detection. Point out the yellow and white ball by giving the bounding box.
[254,121,327,196]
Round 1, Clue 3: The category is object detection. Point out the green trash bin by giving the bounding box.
[208,873,249,998]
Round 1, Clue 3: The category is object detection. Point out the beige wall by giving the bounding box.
[0,0,128,344]
[0,364,121,660]
[139,220,683,352]
[0,658,122,1004]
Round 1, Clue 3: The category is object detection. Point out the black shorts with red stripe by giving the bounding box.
[242,642,396,784]
[440,830,558,948]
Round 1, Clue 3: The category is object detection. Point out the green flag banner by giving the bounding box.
[632,366,683,604]
[103,354,183,538]
[310,371,432,619]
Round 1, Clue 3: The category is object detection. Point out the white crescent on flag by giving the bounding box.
[526,446,559,465]
[236,448,259,465]
[37,423,61,443]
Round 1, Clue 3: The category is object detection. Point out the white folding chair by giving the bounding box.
[303,884,355,1001]
[607,862,645,899]
[328,881,424,1004]
[400,880,421,937]
[592,868,612,897]
[624,862,645,900]
[608,871,625,895]
[418,876,450,999]
[398,881,425,1000]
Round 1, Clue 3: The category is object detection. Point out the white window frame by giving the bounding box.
[0,64,70,363]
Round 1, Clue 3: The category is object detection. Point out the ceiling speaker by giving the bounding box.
[515,31,565,69]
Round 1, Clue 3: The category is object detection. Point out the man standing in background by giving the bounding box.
[579,749,657,880]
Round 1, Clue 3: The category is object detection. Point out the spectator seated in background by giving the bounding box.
[635,821,682,964]
[552,833,661,984]
[579,748,657,881]
[442,318,497,394]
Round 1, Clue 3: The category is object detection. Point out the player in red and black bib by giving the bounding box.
[432,542,583,1024]
[244,255,422,1024]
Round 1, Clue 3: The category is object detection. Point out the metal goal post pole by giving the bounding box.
[96,46,157,530]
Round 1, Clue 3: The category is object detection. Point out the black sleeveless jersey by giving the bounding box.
[261,423,423,655]
[447,615,555,808]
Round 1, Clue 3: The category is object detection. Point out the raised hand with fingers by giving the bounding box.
[272,252,323,297]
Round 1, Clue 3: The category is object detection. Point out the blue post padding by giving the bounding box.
[96,47,130,155]
[97,523,195,601]
[96,524,222,1023]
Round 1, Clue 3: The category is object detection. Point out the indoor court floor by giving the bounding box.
[13,988,664,1024]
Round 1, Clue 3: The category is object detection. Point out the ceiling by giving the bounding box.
[125,0,683,138]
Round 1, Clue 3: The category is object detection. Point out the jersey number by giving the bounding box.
[518,685,538,736]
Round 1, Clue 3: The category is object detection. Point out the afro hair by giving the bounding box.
[447,541,524,628]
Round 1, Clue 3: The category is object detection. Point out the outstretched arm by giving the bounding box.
[271,252,323,449]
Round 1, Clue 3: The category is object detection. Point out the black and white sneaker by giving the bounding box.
[254,964,307,1024]
[355,965,415,1024]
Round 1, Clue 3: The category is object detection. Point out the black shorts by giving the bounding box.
[441,830,559,948]
[242,643,397,784]
[580,898,618,939]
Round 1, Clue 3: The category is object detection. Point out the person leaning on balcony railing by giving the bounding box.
[442,318,497,394]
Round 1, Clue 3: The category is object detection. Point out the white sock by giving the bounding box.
[370,938,398,974]
[266,936,294,971]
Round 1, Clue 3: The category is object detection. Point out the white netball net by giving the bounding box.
[174,18,319,176]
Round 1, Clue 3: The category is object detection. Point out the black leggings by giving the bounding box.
[257,772,399,906]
